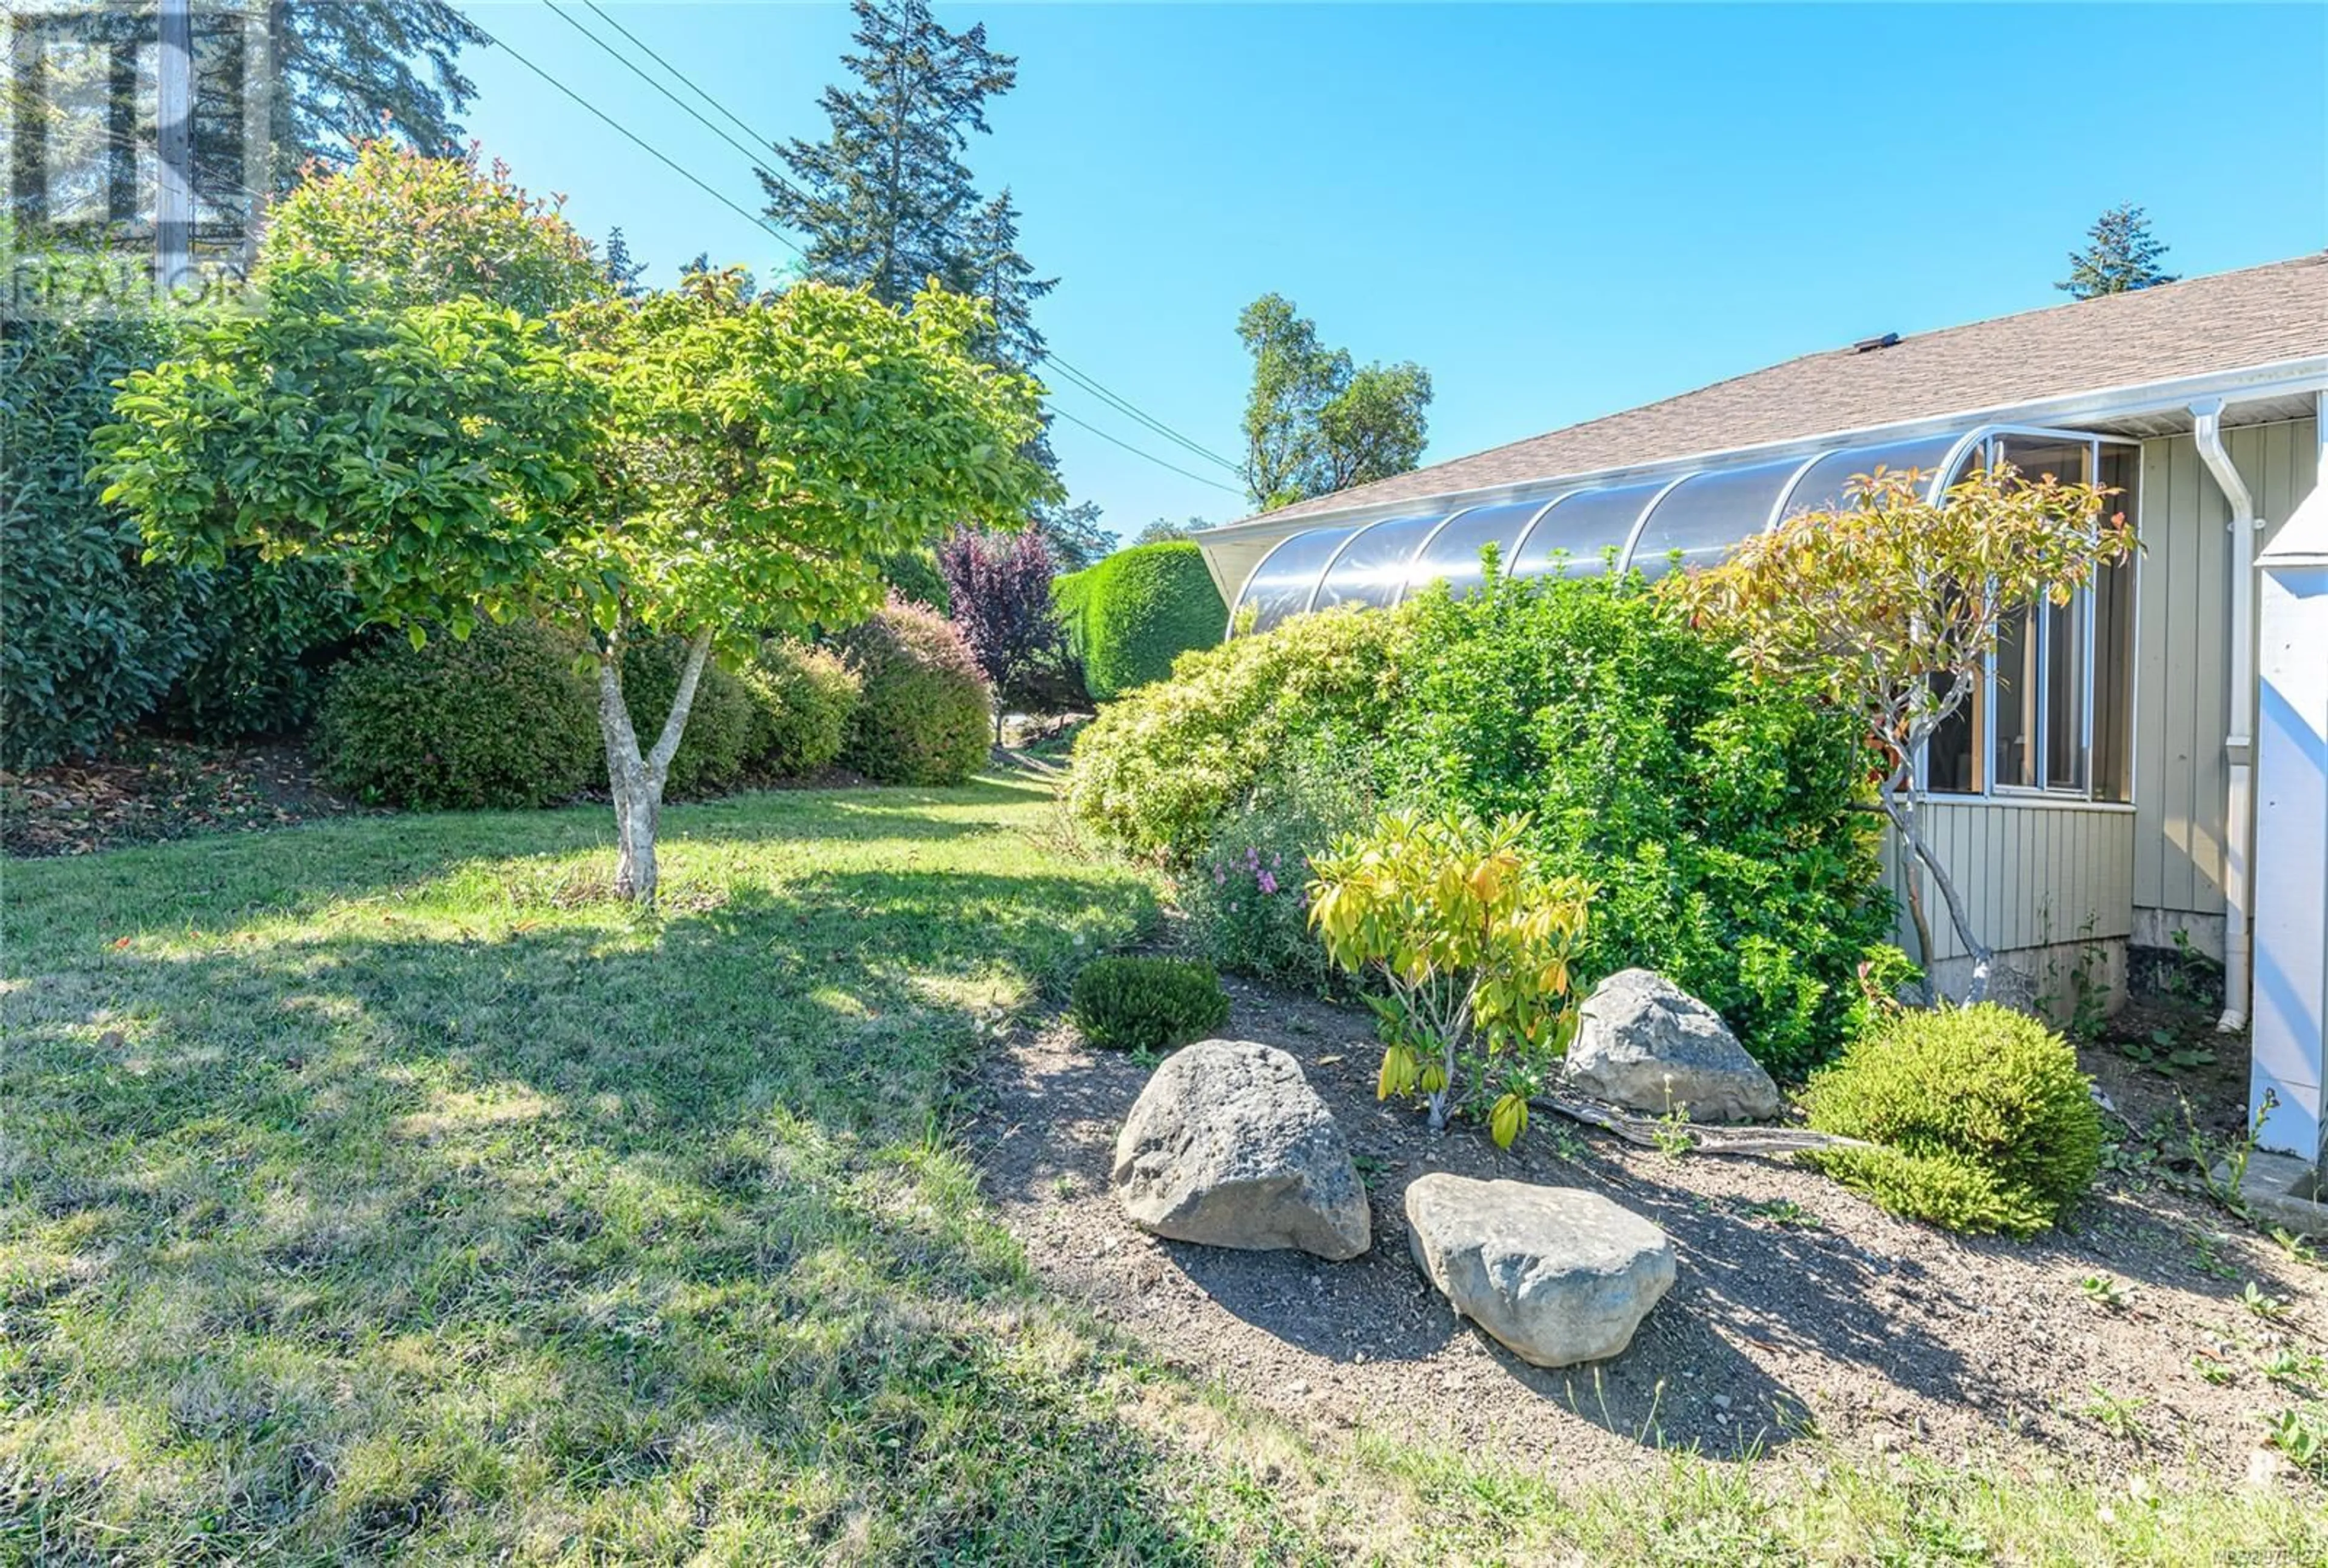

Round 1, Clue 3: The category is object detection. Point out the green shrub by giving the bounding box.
[878,549,951,616]
[620,637,757,797]
[1800,1002,2102,1236]
[1,316,199,767]
[163,554,363,742]
[315,619,600,809]
[1054,541,1227,702]
[1067,605,1408,859]
[741,637,860,778]
[1797,1143,2055,1239]
[1180,742,1376,990]
[1070,956,1231,1053]
[1386,568,1890,1079]
[835,598,991,786]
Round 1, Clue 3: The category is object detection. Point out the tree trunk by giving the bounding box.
[1881,775,1993,1004]
[595,629,715,908]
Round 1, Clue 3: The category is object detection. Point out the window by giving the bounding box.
[1919,433,2135,803]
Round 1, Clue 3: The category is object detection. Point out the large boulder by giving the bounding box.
[1111,1039,1371,1259]
[1405,1175,1676,1367]
[1562,968,1782,1123]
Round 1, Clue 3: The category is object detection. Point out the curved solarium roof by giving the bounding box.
[1227,421,2084,635]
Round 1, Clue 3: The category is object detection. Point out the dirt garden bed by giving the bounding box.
[968,975,2327,1489]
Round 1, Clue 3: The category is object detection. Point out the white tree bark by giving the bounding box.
[595,628,715,907]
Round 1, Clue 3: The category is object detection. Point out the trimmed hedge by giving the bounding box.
[1,317,198,767]
[743,637,861,778]
[621,637,758,797]
[835,598,992,786]
[315,619,600,809]
[1054,541,1226,702]
[1801,1003,2102,1237]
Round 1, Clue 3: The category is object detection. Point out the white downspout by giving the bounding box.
[2190,399,2258,1032]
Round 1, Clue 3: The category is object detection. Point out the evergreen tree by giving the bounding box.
[2057,204,2178,299]
[961,187,1052,372]
[1134,517,1207,546]
[603,226,647,298]
[267,1,487,181]
[759,0,1016,310]
[1032,498,1112,572]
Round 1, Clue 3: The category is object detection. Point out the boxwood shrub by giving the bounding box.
[315,619,600,809]
[1071,956,1232,1052]
[742,637,860,778]
[1054,541,1226,702]
[1800,1002,2102,1237]
[835,598,991,786]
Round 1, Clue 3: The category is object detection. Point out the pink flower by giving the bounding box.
[1257,870,1278,895]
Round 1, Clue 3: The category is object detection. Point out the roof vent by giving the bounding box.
[1853,332,1902,354]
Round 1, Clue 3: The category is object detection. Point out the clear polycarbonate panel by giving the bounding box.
[1313,514,1447,612]
[1517,482,1668,576]
[1233,525,1359,634]
[1777,433,1965,521]
[1626,458,1810,580]
[1404,499,1559,601]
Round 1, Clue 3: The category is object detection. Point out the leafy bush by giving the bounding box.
[741,638,860,778]
[1067,605,1408,859]
[1070,956,1231,1053]
[1,316,200,767]
[1799,1002,2102,1237]
[878,549,951,615]
[620,637,758,796]
[1386,567,1890,1079]
[1054,541,1226,702]
[835,598,992,786]
[163,555,363,742]
[1310,810,1589,1145]
[1180,742,1377,990]
[316,619,600,809]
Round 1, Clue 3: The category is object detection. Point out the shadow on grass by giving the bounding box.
[0,821,1293,1560]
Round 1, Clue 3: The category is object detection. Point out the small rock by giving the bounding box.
[1711,1394,1732,1411]
[1560,969,1782,1123]
[1403,1174,1677,1368]
[1111,1039,1370,1259]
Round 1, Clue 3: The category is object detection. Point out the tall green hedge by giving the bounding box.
[1053,541,1226,702]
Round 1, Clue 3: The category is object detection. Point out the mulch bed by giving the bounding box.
[0,737,361,858]
[969,976,2326,1487]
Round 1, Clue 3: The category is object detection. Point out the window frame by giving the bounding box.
[1916,425,2141,806]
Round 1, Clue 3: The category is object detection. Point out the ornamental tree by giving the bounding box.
[1676,465,2130,999]
[99,253,1047,904]
[936,524,1075,738]
[1307,810,1590,1145]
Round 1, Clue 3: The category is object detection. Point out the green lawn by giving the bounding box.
[4,779,2321,1563]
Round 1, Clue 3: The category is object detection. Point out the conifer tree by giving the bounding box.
[2057,204,2178,299]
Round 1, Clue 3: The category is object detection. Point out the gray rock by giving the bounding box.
[1111,1039,1370,1259]
[1562,968,1781,1123]
[1404,1175,1676,1367]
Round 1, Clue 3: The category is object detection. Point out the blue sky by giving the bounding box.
[459,3,2327,539]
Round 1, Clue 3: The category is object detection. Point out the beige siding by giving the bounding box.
[1881,801,2136,962]
[2133,419,2320,932]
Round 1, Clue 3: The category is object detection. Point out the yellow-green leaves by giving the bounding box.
[1307,809,1590,1145]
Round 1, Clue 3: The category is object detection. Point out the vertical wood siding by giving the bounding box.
[2133,419,2320,924]
[1881,802,2136,961]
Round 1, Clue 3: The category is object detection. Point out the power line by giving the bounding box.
[465,15,806,262]
[538,3,1246,479]
[477,8,1246,495]
[1049,406,1246,496]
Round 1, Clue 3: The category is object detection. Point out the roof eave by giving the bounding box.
[1194,353,2328,544]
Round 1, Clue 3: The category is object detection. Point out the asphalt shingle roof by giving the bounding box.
[1254,254,2328,525]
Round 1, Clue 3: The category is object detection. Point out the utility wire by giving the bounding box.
[549,2,1244,478]
[477,8,1247,494]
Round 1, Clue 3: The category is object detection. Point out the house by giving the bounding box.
[1188,255,2328,1161]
